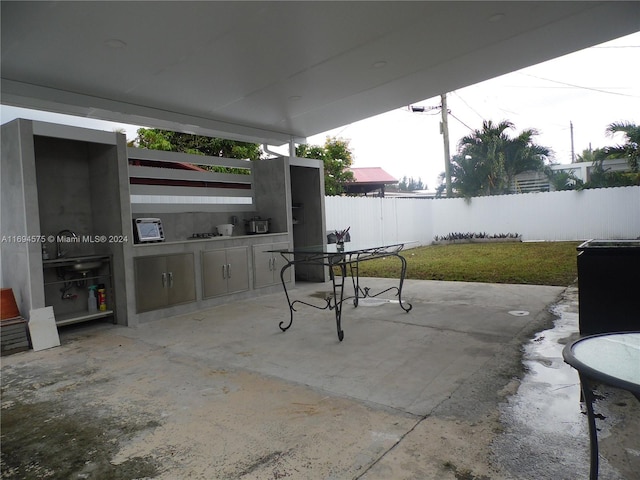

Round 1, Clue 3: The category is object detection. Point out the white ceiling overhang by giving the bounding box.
[2,1,639,145]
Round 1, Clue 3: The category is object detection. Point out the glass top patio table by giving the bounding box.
[563,332,640,395]
[268,241,407,257]
[562,332,640,480]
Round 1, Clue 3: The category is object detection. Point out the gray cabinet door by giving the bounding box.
[166,253,196,306]
[203,248,249,298]
[202,250,228,298]
[253,244,274,288]
[226,247,249,294]
[135,253,196,312]
[134,256,168,313]
[253,242,291,288]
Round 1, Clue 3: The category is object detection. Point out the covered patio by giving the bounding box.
[2,279,638,479]
[2,3,639,479]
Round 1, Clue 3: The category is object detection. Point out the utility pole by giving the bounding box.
[440,93,452,196]
[410,96,452,196]
[570,121,575,163]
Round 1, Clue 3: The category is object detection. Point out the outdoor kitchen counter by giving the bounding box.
[126,232,292,324]
[132,232,287,248]
[130,232,289,257]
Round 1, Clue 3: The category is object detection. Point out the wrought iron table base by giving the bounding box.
[275,244,412,341]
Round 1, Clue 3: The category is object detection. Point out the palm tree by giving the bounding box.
[502,129,550,191]
[605,121,640,172]
[544,168,584,191]
[449,154,487,197]
[453,120,550,196]
[575,147,607,164]
[457,120,513,195]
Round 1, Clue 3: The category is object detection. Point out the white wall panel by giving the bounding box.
[326,186,640,247]
[325,196,432,247]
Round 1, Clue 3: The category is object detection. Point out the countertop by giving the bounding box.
[132,232,287,247]
[42,254,111,266]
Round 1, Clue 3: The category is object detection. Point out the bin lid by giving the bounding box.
[577,239,640,252]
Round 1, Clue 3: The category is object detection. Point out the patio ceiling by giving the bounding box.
[1,2,638,145]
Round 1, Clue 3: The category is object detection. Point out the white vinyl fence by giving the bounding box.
[325,196,433,248]
[325,186,640,247]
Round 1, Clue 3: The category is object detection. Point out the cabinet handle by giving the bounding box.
[269,257,273,271]
[161,272,167,288]
[227,264,231,278]
[222,265,226,279]
[168,272,174,288]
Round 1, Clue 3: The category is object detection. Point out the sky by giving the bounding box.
[2,31,639,191]
[306,31,640,190]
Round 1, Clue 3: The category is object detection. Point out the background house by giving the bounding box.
[345,167,398,197]
[512,158,633,193]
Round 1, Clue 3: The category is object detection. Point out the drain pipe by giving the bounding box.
[262,143,281,158]
[262,137,299,158]
[289,137,296,157]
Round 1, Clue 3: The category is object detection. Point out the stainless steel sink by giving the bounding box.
[67,260,103,274]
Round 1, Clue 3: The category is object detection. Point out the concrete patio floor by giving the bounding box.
[1,278,638,479]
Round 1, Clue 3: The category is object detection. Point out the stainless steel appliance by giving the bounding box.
[133,218,164,243]
[246,217,270,234]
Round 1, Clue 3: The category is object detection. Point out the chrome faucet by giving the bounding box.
[55,229,78,258]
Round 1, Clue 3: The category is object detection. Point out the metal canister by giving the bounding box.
[97,286,107,311]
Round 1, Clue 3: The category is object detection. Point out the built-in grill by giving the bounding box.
[189,232,218,239]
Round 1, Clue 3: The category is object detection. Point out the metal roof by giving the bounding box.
[349,167,398,185]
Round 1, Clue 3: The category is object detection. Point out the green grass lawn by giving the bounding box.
[356,241,581,286]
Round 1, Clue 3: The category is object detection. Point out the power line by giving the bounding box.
[450,94,532,130]
[591,45,640,49]
[452,91,485,122]
[520,73,639,98]
[448,112,474,131]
